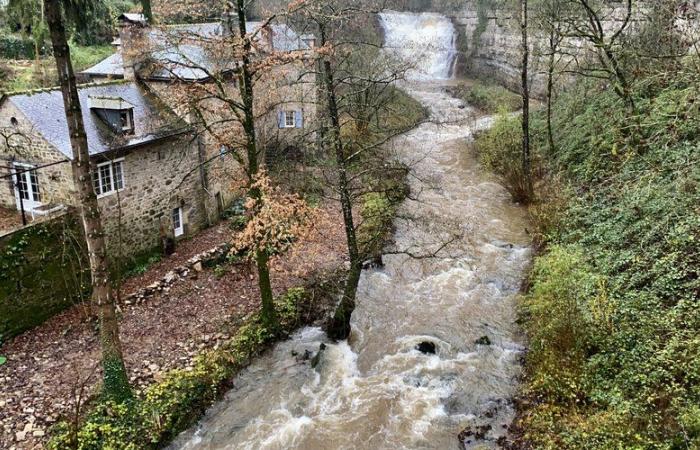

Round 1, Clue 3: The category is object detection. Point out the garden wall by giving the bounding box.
[0,211,89,340]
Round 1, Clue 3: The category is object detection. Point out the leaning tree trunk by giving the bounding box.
[520,0,533,200]
[319,27,362,340]
[45,0,131,402]
[234,0,277,329]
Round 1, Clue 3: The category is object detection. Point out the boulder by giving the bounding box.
[416,341,436,354]
[475,336,491,346]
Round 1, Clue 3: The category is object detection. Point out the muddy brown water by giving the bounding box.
[170,82,531,450]
[170,12,532,450]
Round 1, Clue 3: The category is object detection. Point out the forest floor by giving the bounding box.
[0,203,346,450]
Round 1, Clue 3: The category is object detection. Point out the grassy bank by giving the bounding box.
[1,44,113,92]
[474,68,700,448]
[448,80,522,114]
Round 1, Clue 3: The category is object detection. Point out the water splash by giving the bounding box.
[379,11,458,81]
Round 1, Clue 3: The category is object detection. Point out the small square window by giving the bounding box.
[93,159,125,197]
[285,111,295,128]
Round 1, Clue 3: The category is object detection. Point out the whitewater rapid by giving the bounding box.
[169,12,531,450]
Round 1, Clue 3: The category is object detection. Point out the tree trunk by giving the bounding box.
[546,29,556,155]
[520,0,533,200]
[234,0,277,329]
[319,26,361,340]
[141,0,153,23]
[44,0,131,402]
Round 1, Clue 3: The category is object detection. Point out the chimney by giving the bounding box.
[118,13,149,81]
[221,10,240,36]
[261,26,274,51]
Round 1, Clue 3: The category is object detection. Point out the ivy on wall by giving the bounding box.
[0,213,89,341]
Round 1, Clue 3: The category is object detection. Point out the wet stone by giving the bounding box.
[416,341,436,354]
[475,336,491,346]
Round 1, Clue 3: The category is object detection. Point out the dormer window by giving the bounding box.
[88,96,136,135]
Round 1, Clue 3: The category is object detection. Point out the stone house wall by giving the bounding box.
[146,81,244,225]
[0,98,207,256]
[0,101,75,211]
[146,58,318,220]
[93,134,208,256]
[257,61,319,158]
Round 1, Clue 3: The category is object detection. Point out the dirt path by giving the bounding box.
[0,205,346,449]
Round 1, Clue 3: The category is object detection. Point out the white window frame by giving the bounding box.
[12,162,42,211]
[284,110,296,128]
[172,206,184,237]
[93,158,125,198]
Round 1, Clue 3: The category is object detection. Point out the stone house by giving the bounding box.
[82,15,318,221]
[0,13,317,256]
[0,81,208,255]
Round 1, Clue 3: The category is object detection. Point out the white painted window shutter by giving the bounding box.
[295,110,303,128]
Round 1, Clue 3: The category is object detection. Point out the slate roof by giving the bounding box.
[147,21,310,81]
[81,52,124,78]
[5,82,187,159]
[82,21,311,82]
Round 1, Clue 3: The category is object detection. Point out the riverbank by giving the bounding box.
[472,69,700,448]
[0,205,346,449]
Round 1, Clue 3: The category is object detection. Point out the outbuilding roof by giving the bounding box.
[81,52,124,78]
[5,81,187,159]
[83,20,311,82]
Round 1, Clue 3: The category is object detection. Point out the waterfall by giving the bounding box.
[379,11,458,81]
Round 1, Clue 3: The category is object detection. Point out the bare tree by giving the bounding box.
[135,0,314,330]
[561,0,636,112]
[295,1,425,339]
[44,0,131,401]
[520,0,533,199]
[535,0,568,155]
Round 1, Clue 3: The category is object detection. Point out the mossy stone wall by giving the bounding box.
[0,212,89,340]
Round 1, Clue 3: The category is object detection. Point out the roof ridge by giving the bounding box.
[4,79,131,97]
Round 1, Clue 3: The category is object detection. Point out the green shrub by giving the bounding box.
[474,111,538,202]
[0,34,40,59]
[119,249,162,279]
[522,246,604,404]
[358,192,394,257]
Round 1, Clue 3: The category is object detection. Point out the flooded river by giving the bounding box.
[171,11,532,450]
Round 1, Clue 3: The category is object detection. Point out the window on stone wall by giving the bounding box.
[93,159,125,197]
[285,111,296,128]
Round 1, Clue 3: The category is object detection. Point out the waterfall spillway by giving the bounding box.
[379,11,458,81]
